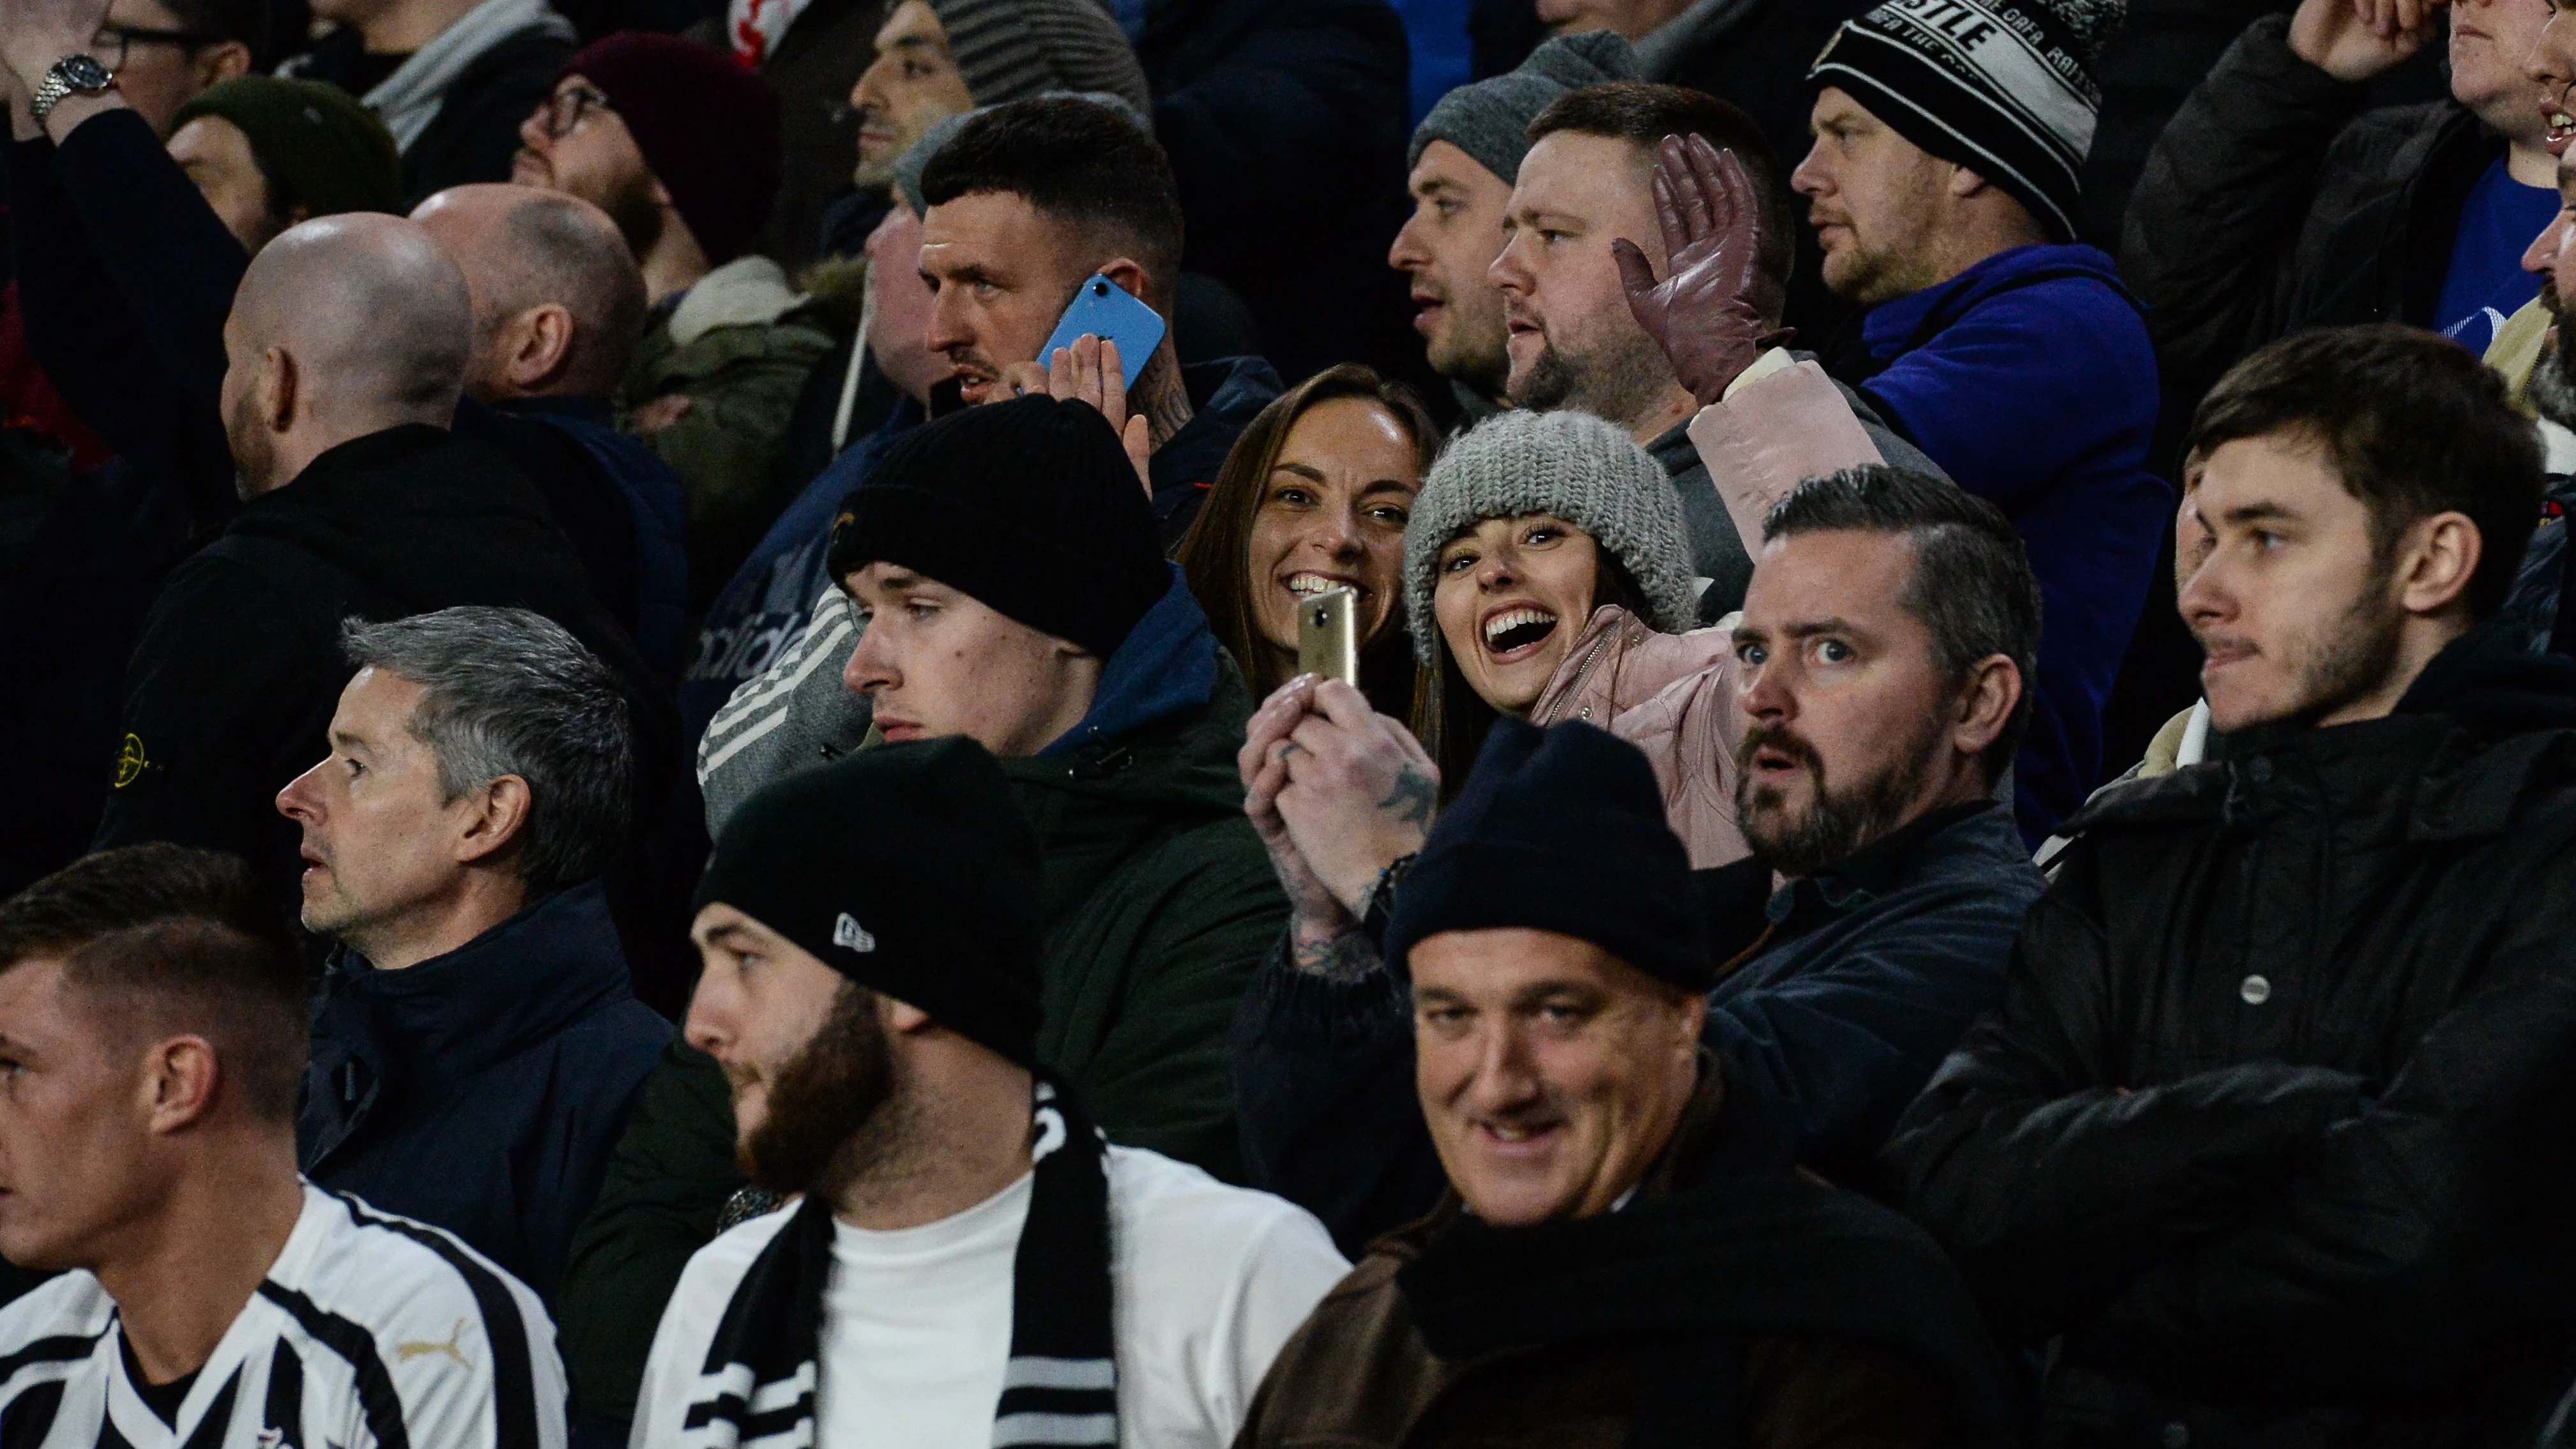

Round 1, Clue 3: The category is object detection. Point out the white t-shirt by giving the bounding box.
[630,1147,1348,1449]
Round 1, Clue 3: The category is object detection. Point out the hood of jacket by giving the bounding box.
[302,881,639,1160]
[1004,565,1254,828]
[1148,354,1286,529]
[1861,243,2133,365]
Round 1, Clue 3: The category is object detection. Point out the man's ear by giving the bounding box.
[1096,255,1156,314]
[142,1035,223,1134]
[2396,512,2484,618]
[1945,163,1997,201]
[259,346,299,434]
[199,42,253,86]
[1952,654,2021,760]
[454,775,533,867]
[508,303,578,391]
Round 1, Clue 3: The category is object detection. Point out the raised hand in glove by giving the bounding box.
[1613,133,1771,410]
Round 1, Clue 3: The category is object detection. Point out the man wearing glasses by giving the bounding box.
[70,0,257,136]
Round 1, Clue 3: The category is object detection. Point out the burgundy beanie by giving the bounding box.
[564,33,781,266]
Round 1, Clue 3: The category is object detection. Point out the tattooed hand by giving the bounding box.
[1270,679,1440,913]
[1240,678,1357,939]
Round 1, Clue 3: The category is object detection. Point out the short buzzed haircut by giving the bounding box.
[0,845,307,1123]
[919,96,1186,308]
[2186,323,2543,620]
[494,192,650,395]
[1529,82,1795,327]
[1764,467,2043,783]
[341,607,634,897]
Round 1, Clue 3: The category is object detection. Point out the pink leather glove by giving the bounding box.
[1614,134,1771,410]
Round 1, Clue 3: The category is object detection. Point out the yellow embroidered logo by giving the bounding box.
[396,1319,473,1370]
[112,734,150,790]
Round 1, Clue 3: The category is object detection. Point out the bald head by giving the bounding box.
[411,184,648,399]
[222,215,471,496]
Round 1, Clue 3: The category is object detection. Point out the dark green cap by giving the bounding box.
[170,77,402,222]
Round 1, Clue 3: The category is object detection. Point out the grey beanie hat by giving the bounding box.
[1405,409,1698,665]
[1408,31,1638,182]
[924,0,1153,115]
[894,91,1152,213]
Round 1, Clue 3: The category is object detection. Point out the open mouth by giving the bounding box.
[1482,606,1559,658]
[2552,108,2575,150]
[1475,1118,1562,1152]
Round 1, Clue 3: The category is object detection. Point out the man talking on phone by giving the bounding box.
[916,95,1281,543]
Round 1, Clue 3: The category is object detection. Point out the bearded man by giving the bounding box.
[632,738,1347,1449]
[1226,464,2051,1249]
[1889,323,2576,1444]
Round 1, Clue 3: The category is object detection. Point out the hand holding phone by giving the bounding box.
[1042,274,1166,368]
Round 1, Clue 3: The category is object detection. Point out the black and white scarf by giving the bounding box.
[682,1079,1117,1448]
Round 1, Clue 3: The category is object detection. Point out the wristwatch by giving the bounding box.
[29,54,114,126]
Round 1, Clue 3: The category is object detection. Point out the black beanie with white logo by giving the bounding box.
[1808,0,2126,243]
[694,736,1046,1069]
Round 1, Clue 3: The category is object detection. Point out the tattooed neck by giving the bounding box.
[1136,345,1195,450]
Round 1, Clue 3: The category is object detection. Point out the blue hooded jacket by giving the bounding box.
[1858,243,2167,844]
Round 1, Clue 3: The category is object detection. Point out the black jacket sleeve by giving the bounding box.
[558,1041,745,1427]
[2117,14,2379,398]
[1884,844,2367,1345]
[6,126,236,529]
[91,549,335,875]
[1227,932,1445,1256]
[2076,907,2576,1406]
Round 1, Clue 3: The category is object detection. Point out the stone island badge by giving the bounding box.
[112,732,151,789]
[833,913,877,953]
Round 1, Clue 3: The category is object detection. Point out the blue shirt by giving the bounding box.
[2437,158,2556,354]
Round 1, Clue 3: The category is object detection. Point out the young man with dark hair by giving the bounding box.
[1233,463,2048,1249]
[558,395,1294,1435]
[915,93,1279,543]
[1890,322,2576,1444]
[277,607,671,1308]
[1498,79,1941,617]
[1795,0,2166,843]
[0,843,568,1448]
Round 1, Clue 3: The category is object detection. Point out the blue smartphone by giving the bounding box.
[1039,274,1167,378]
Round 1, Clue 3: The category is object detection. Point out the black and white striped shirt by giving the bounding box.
[0,1183,566,1449]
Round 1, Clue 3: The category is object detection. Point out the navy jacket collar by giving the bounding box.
[1766,800,2023,926]
[312,880,636,1104]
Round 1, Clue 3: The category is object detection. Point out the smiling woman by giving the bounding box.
[1175,364,1439,714]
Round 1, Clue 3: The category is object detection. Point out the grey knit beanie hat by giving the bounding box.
[924,0,1153,115]
[1408,30,1638,182]
[893,90,1151,213]
[1405,409,1697,665]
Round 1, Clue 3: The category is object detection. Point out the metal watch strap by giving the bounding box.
[29,55,111,125]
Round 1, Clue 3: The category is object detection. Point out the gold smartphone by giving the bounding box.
[1296,587,1360,687]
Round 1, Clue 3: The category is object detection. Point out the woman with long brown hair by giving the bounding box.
[1175,364,1439,717]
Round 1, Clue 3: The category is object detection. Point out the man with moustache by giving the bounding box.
[1890,324,2576,1445]
[1230,465,2050,1249]
[632,738,1345,1449]
[2496,139,2576,655]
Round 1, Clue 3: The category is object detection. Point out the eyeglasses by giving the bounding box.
[89,22,224,66]
[539,82,614,139]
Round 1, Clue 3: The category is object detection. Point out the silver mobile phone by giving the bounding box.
[1296,587,1360,687]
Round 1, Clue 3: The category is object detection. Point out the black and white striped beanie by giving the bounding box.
[1403,409,1698,665]
[924,0,1154,115]
[1807,0,2126,243]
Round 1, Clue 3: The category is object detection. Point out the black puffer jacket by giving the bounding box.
[1886,625,2576,1448]
[2119,13,2497,413]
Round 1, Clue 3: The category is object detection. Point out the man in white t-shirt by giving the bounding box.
[632,736,1347,1449]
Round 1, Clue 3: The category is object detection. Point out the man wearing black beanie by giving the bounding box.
[1237,718,2015,1449]
[558,395,1295,1425]
[636,738,1346,1449]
